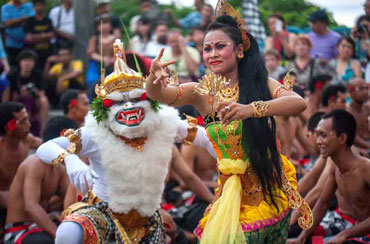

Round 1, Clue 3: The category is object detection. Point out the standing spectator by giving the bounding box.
[286,34,336,89]
[0,36,11,75]
[49,0,75,50]
[365,0,370,17]
[131,17,154,58]
[352,15,370,69]
[96,0,121,39]
[7,50,49,136]
[25,0,53,70]
[329,37,362,84]
[263,48,285,80]
[242,0,266,48]
[130,0,166,33]
[44,47,84,97]
[308,9,341,62]
[162,30,200,83]
[0,36,11,102]
[1,0,35,66]
[265,13,295,62]
[86,17,115,89]
[165,0,211,31]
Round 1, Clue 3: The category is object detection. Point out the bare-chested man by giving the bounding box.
[0,102,42,224]
[60,89,90,126]
[4,155,69,244]
[346,77,370,152]
[287,110,370,244]
[302,74,332,123]
[181,144,217,189]
[3,117,72,244]
[320,84,347,113]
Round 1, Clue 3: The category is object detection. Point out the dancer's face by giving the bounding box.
[203,30,242,75]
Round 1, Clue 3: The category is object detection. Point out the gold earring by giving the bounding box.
[238,53,244,59]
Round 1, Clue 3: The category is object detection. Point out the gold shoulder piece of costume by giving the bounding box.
[215,0,250,51]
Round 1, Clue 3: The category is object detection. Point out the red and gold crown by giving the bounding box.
[95,39,145,99]
[215,0,250,51]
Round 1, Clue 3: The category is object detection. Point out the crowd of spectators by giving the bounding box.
[1,0,370,243]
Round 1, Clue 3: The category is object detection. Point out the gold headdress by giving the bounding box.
[95,39,145,99]
[215,0,250,51]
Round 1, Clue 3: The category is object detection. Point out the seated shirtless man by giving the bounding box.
[287,110,370,244]
[0,102,42,231]
[346,78,370,154]
[3,118,71,244]
[181,143,217,189]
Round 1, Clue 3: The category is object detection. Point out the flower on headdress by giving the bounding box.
[348,85,354,92]
[315,81,323,90]
[140,92,148,101]
[103,98,113,108]
[7,119,17,131]
[69,99,77,107]
[329,95,336,102]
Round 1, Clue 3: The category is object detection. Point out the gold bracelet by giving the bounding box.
[183,114,198,145]
[52,151,69,167]
[272,85,289,99]
[250,101,270,118]
[168,86,183,105]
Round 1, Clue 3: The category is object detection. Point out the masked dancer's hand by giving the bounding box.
[150,48,176,88]
[217,101,253,126]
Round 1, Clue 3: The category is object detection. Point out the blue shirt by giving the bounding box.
[0,35,7,59]
[1,2,35,49]
[179,11,202,31]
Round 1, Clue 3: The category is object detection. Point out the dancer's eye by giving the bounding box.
[216,44,226,50]
[130,98,140,103]
[203,46,211,52]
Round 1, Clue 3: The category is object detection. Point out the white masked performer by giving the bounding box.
[36,39,214,244]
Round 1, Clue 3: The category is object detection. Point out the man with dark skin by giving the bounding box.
[346,77,370,152]
[4,154,69,243]
[4,116,72,244]
[0,102,41,210]
[181,144,217,189]
[60,89,90,126]
[320,84,347,113]
[287,110,370,244]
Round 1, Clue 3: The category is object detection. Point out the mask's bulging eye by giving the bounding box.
[103,98,114,108]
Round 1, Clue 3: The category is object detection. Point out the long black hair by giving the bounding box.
[206,15,282,209]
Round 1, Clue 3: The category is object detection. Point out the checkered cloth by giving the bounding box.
[242,0,266,44]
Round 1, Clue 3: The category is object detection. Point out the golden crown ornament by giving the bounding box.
[95,39,145,99]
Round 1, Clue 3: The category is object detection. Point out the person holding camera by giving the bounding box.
[7,50,49,136]
[265,13,295,65]
[352,15,370,69]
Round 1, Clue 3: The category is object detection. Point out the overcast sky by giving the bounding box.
[157,0,364,27]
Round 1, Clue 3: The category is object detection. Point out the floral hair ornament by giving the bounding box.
[315,81,323,91]
[329,95,337,102]
[215,0,250,51]
[7,119,17,131]
[348,85,354,92]
[69,99,77,107]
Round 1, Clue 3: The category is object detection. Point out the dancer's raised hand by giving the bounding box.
[149,48,176,88]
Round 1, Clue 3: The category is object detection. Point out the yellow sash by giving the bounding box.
[200,158,247,244]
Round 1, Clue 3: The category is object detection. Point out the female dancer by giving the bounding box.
[146,1,311,243]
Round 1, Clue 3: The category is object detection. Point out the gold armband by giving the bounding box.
[250,101,270,118]
[52,151,69,167]
[272,85,289,99]
[52,129,82,167]
[169,86,184,106]
[183,114,198,145]
[64,129,82,154]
